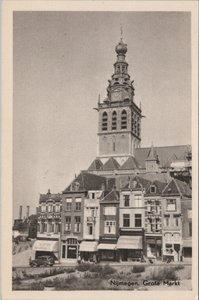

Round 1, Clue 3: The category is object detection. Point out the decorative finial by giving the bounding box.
[120,24,123,41]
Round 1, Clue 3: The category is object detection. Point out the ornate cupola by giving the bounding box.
[96,35,142,165]
[106,38,135,103]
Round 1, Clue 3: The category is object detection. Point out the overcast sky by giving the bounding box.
[13,11,191,219]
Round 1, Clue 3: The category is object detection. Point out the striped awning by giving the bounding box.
[182,240,192,247]
[117,236,142,249]
[97,243,117,250]
[79,241,98,252]
[32,240,59,252]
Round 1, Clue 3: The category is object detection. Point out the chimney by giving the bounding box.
[26,205,30,218]
[19,205,23,219]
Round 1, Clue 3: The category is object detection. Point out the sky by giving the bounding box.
[13,11,191,220]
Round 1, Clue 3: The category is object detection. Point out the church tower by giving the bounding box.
[97,37,142,165]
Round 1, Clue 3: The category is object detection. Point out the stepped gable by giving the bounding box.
[87,158,103,171]
[120,156,139,170]
[100,157,120,171]
[100,190,120,203]
[135,145,190,168]
[162,178,191,197]
[63,172,107,192]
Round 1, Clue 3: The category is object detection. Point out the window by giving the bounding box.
[174,216,179,227]
[72,181,80,191]
[102,112,108,131]
[66,199,72,211]
[166,199,176,211]
[55,205,60,212]
[87,224,93,235]
[134,194,142,207]
[54,223,60,234]
[189,222,192,236]
[65,216,71,231]
[47,220,53,233]
[135,214,142,227]
[104,221,116,234]
[41,205,46,212]
[41,222,47,233]
[121,110,127,129]
[66,202,71,211]
[48,204,53,212]
[188,209,192,219]
[123,214,130,227]
[150,185,156,193]
[75,202,81,211]
[104,206,116,215]
[124,194,130,207]
[91,193,95,199]
[74,216,81,232]
[112,111,117,130]
[165,217,169,227]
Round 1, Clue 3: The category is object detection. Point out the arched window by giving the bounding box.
[121,110,127,129]
[112,111,117,130]
[102,111,108,131]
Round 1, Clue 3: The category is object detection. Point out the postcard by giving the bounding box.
[1,1,198,300]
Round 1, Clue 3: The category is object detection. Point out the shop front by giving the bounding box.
[145,236,162,260]
[117,235,143,262]
[79,241,98,262]
[182,239,192,261]
[32,239,59,261]
[97,243,118,261]
[61,238,80,261]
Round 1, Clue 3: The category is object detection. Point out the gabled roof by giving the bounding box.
[63,172,107,193]
[120,156,139,170]
[100,157,120,171]
[39,193,62,203]
[100,190,120,203]
[122,175,152,190]
[140,172,170,183]
[145,144,158,161]
[145,180,167,196]
[135,145,190,168]
[162,178,191,197]
[87,159,103,171]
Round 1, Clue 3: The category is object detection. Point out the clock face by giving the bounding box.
[111,89,122,101]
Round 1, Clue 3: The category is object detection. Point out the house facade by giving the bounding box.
[98,190,120,261]
[60,172,109,262]
[33,190,62,261]
[144,181,166,260]
[118,177,146,261]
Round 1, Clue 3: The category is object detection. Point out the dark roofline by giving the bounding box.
[135,144,191,149]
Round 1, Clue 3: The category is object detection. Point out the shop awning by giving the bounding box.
[32,240,59,252]
[182,240,192,248]
[79,241,98,252]
[117,236,142,249]
[97,243,117,250]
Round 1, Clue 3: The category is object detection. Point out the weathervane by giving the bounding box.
[120,24,123,41]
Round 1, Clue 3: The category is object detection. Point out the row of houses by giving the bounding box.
[33,171,192,263]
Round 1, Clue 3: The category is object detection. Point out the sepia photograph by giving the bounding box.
[1,1,198,299]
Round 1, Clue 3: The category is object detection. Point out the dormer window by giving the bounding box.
[72,181,80,191]
[150,185,156,193]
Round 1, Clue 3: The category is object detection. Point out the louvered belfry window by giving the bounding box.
[102,111,108,131]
